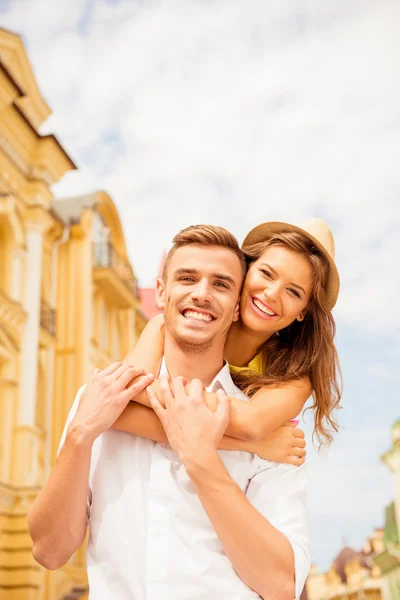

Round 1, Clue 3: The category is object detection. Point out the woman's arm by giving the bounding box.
[214,378,312,441]
[121,314,311,442]
[112,403,306,465]
[133,377,312,441]
[122,314,164,399]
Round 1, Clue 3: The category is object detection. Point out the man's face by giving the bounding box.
[156,244,243,353]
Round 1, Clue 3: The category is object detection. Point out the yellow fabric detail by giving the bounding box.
[229,351,263,375]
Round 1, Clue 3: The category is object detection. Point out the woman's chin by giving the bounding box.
[242,311,278,337]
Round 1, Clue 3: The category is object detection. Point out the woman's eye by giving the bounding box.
[288,288,300,298]
[260,269,272,278]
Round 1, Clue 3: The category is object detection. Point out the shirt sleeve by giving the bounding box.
[246,460,310,599]
[56,384,92,521]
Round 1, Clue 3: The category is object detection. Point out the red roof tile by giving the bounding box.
[138,288,162,321]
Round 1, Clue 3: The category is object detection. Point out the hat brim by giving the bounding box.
[241,221,340,310]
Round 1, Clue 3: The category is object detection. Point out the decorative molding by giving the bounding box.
[0,290,26,347]
[0,130,29,176]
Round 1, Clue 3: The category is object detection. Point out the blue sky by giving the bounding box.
[2,0,399,572]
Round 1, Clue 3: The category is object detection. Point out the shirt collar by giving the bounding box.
[160,358,245,398]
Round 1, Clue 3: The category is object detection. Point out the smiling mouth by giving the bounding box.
[181,309,215,322]
[251,297,277,317]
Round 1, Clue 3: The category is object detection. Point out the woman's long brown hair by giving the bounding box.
[232,231,342,449]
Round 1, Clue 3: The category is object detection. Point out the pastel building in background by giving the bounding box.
[374,420,400,599]
[305,529,386,600]
[137,251,165,321]
[305,418,400,600]
[0,26,145,599]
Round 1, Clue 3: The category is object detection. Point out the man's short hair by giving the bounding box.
[162,224,246,280]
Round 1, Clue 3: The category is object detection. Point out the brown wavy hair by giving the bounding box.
[232,231,342,449]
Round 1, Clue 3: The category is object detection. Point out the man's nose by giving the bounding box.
[191,279,212,302]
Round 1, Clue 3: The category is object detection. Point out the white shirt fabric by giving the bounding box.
[59,361,310,599]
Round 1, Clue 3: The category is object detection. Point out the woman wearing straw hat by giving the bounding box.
[113,218,341,460]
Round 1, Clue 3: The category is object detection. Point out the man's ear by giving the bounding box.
[155,277,166,310]
[233,299,240,322]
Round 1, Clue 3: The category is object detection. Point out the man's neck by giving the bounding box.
[163,335,225,387]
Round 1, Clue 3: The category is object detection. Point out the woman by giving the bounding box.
[113,218,341,463]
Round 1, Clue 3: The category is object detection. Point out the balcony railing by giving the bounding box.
[40,298,56,337]
[92,242,137,296]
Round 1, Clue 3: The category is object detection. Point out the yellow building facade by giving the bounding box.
[0,27,145,599]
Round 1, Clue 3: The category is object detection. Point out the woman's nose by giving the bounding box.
[263,282,280,301]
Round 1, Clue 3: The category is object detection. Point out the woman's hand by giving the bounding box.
[248,423,306,466]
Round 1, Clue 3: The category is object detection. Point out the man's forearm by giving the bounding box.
[185,452,295,600]
[28,426,93,570]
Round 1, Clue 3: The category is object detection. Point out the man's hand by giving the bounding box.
[147,374,230,465]
[70,362,154,443]
[248,422,306,465]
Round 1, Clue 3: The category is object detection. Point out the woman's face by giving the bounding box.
[239,244,314,338]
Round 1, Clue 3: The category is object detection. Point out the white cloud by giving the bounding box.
[12,0,395,335]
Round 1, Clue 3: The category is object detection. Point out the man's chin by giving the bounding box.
[172,330,214,354]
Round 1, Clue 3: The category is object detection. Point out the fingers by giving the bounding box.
[159,373,174,409]
[292,446,307,458]
[292,438,307,448]
[188,378,204,402]
[91,368,101,380]
[216,388,231,426]
[294,428,305,439]
[122,373,154,401]
[287,456,305,467]
[147,384,166,419]
[118,366,146,389]
[102,362,124,376]
[171,376,187,400]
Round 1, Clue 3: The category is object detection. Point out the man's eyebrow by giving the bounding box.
[173,268,236,287]
[259,263,306,295]
[173,268,198,277]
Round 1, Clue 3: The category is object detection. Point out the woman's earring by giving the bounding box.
[297,314,304,322]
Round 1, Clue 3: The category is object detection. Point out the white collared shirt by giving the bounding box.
[59,362,310,599]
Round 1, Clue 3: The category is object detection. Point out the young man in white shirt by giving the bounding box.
[28,224,309,599]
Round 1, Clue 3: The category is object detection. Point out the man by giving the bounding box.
[28,225,309,599]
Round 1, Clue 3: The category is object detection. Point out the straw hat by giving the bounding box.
[241,218,340,310]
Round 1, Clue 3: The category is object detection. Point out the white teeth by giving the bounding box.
[183,310,213,322]
[253,298,276,316]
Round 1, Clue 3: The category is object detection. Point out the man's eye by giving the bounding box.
[215,281,228,289]
[180,277,195,282]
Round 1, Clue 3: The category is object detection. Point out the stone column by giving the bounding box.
[12,220,47,486]
[18,225,44,425]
